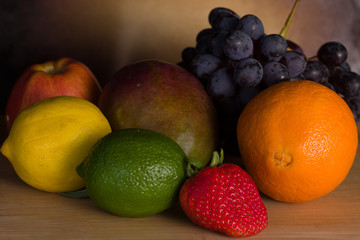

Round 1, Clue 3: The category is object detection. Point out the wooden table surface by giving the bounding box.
[0,119,359,240]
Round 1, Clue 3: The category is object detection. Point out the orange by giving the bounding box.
[237,80,358,203]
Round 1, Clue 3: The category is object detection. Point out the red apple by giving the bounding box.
[5,57,101,132]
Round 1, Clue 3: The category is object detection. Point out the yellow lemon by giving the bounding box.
[0,96,111,193]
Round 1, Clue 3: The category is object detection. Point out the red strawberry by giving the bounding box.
[179,150,268,237]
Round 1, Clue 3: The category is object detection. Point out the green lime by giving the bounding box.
[77,128,187,217]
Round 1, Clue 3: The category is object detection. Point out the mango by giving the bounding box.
[98,60,218,166]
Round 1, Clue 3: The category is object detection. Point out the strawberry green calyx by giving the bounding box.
[209,148,224,167]
[186,149,224,177]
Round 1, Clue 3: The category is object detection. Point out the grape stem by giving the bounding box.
[307,55,318,61]
[280,0,301,38]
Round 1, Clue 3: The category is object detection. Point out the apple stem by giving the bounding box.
[280,0,301,39]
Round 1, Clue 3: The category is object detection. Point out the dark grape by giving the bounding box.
[280,51,306,78]
[289,73,304,81]
[302,61,329,84]
[223,30,253,60]
[212,14,240,32]
[209,8,239,25]
[340,62,351,72]
[235,87,261,111]
[317,41,348,67]
[181,47,196,64]
[345,95,360,122]
[196,28,215,42]
[195,37,211,55]
[327,62,351,74]
[209,8,240,31]
[233,58,263,87]
[215,88,260,141]
[180,6,360,146]
[236,14,265,41]
[189,54,223,80]
[322,81,337,92]
[210,31,227,57]
[329,69,360,97]
[327,61,352,75]
[206,67,236,100]
[286,40,304,54]
[257,34,287,62]
[262,62,289,87]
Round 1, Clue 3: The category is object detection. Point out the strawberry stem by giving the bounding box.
[185,149,225,177]
[280,0,301,38]
[209,149,224,167]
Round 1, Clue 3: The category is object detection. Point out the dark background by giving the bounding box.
[1,0,360,114]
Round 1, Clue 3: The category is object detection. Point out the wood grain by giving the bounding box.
[0,118,360,239]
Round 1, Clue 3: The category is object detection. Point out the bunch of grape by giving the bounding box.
[179,7,360,154]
